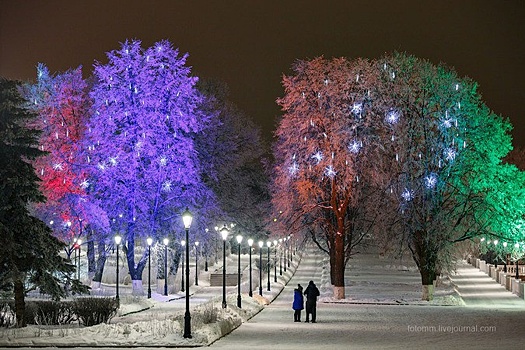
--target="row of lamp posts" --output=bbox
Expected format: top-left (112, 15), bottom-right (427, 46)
top-left (111, 209), bottom-right (294, 339)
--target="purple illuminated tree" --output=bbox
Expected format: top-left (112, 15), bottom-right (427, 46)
top-left (87, 40), bottom-right (215, 294)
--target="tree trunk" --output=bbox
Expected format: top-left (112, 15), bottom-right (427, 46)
top-left (14, 278), bottom-right (26, 328)
top-left (87, 239), bottom-right (96, 281)
top-left (92, 241), bottom-right (107, 283)
top-left (124, 231), bottom-right (147, 295)
top-left (331, 210), bottom-right (347, 299)
top-left (411, 230), bottom-right (437, 301)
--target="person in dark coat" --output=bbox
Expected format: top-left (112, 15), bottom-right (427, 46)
top-left (303, 280), bottom-right (320, 323)
top-left (292, 284), bottom-right (304, 322)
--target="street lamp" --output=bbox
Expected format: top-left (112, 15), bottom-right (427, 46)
top-left (182, 207), bottom-right (193, 339)
top-left (284, 237), bottom-right (287, 273)
top-left (76, 238), bottom-right (82, 280)
top-left (147, 237), bottom-right (153, 298)
top-left (266, 241), bottom-right (271, 291)
top-left (273, 240), bottom-right (278, 283)
top-left (258, 240), bottom-right (263, 296)
top-left (163, 237), bottom-right (169, 296)
top-left (194, 241), bottom-right (199, 286)
top-left (236, 234), bottom-right (243, 308)
top-left (220, 225), bottom-right (229, 308)
top-left (279, 238), bottom-right (283, 276)
top-left (515, 243), bottom-right (520, 280)
top-left (204, 229), bottom-right (209, 272)
top-left (181, 240), bottom-right (186, 292)
top-left (247, 238), bottom-right (254, 297)
top-left (114, 234), bottom-right (122, 302)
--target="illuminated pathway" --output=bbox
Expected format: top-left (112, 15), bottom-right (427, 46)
top-left (208, 244), bottom-right (525, 350)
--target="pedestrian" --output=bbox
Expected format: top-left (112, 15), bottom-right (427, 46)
top-left (304, 280), bottom-right (320, 323)
top-left (292, 284), bottom-right (304, 322)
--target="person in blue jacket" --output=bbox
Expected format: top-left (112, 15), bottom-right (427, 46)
top-left (292, 284), bottom-right (304, 322)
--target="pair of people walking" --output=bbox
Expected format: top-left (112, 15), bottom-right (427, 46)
top-left (292, 280), bottom-right (320, 323)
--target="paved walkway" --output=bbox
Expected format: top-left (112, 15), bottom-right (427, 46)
top-left (449, 262), bottom-right (525, 307)
top-left (208, 244), bottom-right (525, 350)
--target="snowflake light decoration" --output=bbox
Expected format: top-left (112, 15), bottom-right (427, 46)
top-left (52, 163), bottom-right (63, 171)
top-left (288, 162), bottom-right (299, 176)
top-left (444, 147), bottom-right (456, 161)
top-left (159, 156), bottom-right (167, 166)
top-left (312, 151), bottom-right (323, 164)
top-left (109, 156), bottom-right (118, 166)
top-left (325, 165), bottom-right (337, 178)
top-left (351, 102), bottom-right (363, 117)
top-left (424, 173), bottom-right (438, 189)
top-left (80, 179), bottom-right (90, 189)
top-left (348, 139), bottom-right (362, 154)
top-left (401, 188), bottom-right (414, 201)
top-left (162, 180), bottom-right (172, 192)
top-left (385, 109), bottom-right (400, 124)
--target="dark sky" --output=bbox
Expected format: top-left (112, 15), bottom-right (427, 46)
top-left (1, 1), bottom-right (524, 146)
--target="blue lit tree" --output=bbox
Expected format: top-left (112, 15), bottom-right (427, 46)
top-left (87, 40), bottom-right (215, 294)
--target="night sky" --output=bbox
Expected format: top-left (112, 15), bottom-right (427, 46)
top-left (1, 1), bottom-right (524, 146)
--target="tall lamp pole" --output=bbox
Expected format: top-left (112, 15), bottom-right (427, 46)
top-left (284, 237), bottom-right (287, 272)
top-left (147, 237), bottom-right (153, 298)
top-left (273, 240), bottom-right (278, 282)
top-left (194, 241), bottom-right (199, 286)
top-left (181, 240), bottom-right (186, 292)
top-left (266, 241), bottom-right (271, 291)
top-left (114, 235), bottom-right (122, 302)
top-left (182, 208), bottom-right (193, 339)
top-left (279, 238), bottom-right (283, 276)
top-left (247, 238), bottom-right (254, 297)
top-left (236, 234), bottom-right (243, 308)
top-left (515, 243), bottom-right (520, 280)
top-left (76, 238), bottom-right (82, 281)
top-left (220, 225), bottom-right (230, 308)
top-left (163, 238), bottom-right (169, 296)
top-left (258, 241), bottom-right (263, 296)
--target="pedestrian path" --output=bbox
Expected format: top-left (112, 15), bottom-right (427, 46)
top-left (449, 261), bottom-right (525, 308)
top-left (208, 243), bottom-right (525, 349)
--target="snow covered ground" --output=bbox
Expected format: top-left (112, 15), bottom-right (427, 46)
top-left (2, 243), bottom-right (525, 349)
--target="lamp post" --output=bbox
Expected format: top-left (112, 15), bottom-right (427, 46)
top-left (147, 237), bottom-right (153, 298)
top-left (279, 238), bottom-right (283, 276)
top-left (76, 238), bottom-right (82, 281)
top-left (258, 241), bottom-right (263, 296)
top-left (114, 235), bottom-right (122, 302)
top-left (266, 241), bottom-right (271, 291)
top-left (236, 234), bottom-right (243, 308)
top-left (287, 236), bottom-right (291, 267)
top-left (163, 237), bottom-right (169, 296)
top-left (220, 225), bottom-right (229, 308)
top-left (283, 237), bottom-right (287, 273)
top-left (515, 243), bottom-right (520, 280)
top-left (247, 238), bottom-right (254, 297)
top-left (503, 242), bottom-right (508, 273)
top-left (194, 241), bottom-right (199, 286)
top-left (181, 240), bottom-right (186, 292)
top-left (182, 208), bottom-right (193, 339)
top-left (273, 240), bottom-right (278, 283)
top-left (204, 229), bottom-right (209, 272)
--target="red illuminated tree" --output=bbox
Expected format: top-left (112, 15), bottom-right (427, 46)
top-left (273, 57), bottom-right (389, 299)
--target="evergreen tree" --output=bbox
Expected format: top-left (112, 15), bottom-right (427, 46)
top-left (0, 78), bottom-right (87, 327)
